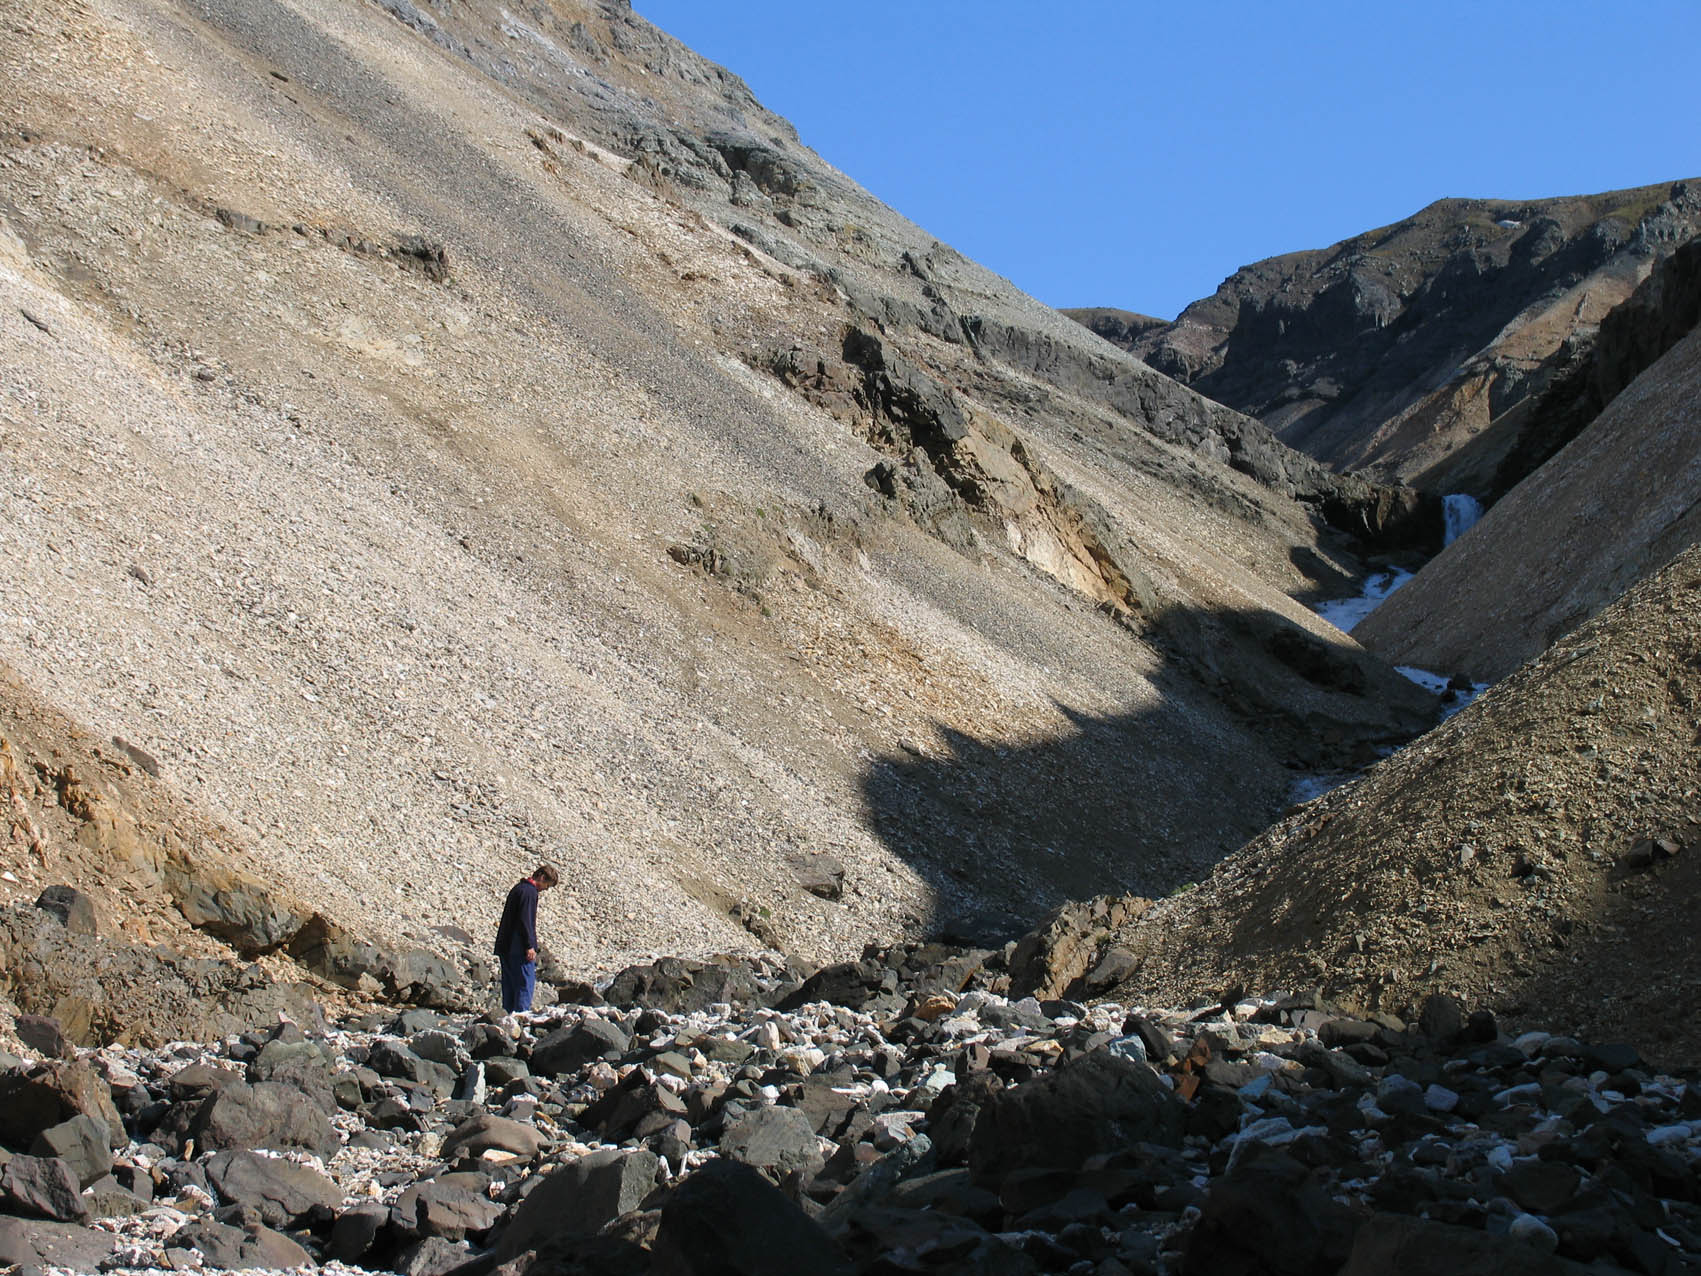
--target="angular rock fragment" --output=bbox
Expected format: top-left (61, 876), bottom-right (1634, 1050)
top-left (653, 1159), bottom-right (852, 1276)
top-left (204, 1148), bottom-right (340, 1228)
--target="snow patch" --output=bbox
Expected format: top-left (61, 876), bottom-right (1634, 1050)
top-left (1314, 567), bottom-right (1412, 634)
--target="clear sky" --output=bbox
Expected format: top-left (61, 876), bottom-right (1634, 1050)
top-left (631, 2), bottom-right (1701, 320)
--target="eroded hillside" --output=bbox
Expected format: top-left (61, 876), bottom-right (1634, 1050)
top-left (1355, 322), bottom-right (1701, 681)
top-left (1073, 182), bottom-right (1701, 489)
top-left (0, 0), bottom-right (1438, 976)
top-left (1101, 544), bottom-right (1701, 1066)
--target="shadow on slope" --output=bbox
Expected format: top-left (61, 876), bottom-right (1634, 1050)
top-left (1098, 545), bottom-right (1701, 1065)
top-left (858, 601), bottom-right (1441, 944)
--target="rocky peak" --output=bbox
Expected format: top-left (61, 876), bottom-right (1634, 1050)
top-left (1075, 181), bottom-right (1701, 488)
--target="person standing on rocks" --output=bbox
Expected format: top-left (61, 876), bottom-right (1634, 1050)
top-left (494, 864), bottom-right (558, 1014)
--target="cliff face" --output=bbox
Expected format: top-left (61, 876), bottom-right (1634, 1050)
top-left (1082, 183), bottom-right (1701, 489)
top-left (0, 0), bottom-right (1434, 973)
top-left (1352, 322), bottom-right (1701, 682)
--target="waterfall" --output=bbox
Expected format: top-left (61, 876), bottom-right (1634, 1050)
top-left (1443, 493), bottom-right (1484, 546)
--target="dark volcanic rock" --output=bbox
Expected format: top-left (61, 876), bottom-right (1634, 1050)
top-left (604, 956), bottom-right (770, 1014)
top-left (393, 1235), bottom-right (475, 1276)
top-left (35, 885), bottom-right (99, 935)
top-left (719, 1105), bottom-right (826, 1183)
top-left (495, 1148), bottom-right (659, 1259)
top-left (652, 1159), bottom-right (852, 1276)
top-left (205, 1148), bottom-right (341, 1227)
top-left (13, 1014), bottom-right (75, 1060)
top-left (773, 960), bottom-right (898, 1014)
top-left (529, 1018), bottom-right (631, 1076)
top-left (969, 1048), bottom-right (1184, 1183)
top-left (0, 1061), bottom-right (125, 1150)
top-left (1339, 1213), bottom-right (1602, 1275)
top-left (188, 1080), bottom-right (340, 1155)
top-left (441, 1111), bottom-right (545, 1161)
top-left (172, 1216), bottom-right (313, 1270)
top-left (1182, 1149), bottom-right (1360, 1276)
top-left (28, 1114), bottom-right (113, 1188)
top-left (0, 1218), bottom-right (116, 1272)
top-left (0, 1154), bottom-right (88, 1222)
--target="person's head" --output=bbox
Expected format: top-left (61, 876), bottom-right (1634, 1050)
top-left (530, 864), bottom-right (560, 891)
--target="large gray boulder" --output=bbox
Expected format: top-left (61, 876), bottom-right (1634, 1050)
top-left (528, 1018), bottom-right (630, 1076)
top-left (440, 1112), bottom-right (545, 1161)
top-left (495, 1148), bottom-right (658, 1259)
top-left (968, 1047), bottom-right (1185, 1184)
top-left (0, 1061), bottom-right (125, 1150)
top-left (0, 1218), bottom-right (117, 1272)
top-left (0, 1155), bottom-right (88, 1222)
top-left (172, 1216), bottom-right (313, 1270)
top-left (205, 1149), bottom-right (341, 1228)
top-left (652, 1159), bottom-right (851, 1276)
top-left (188, 1080), bottom-right (340, 1156)
top-left (29, 1114), bottom-right (113, 1188)
top-left (719, 1105), bottom-right (826, 1183)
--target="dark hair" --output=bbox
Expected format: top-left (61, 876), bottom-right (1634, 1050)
top-left (532, 864), bottom-right (560, 887)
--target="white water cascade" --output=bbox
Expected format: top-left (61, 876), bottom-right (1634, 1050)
top-left (1443, 493), bottom-right (1484, 546)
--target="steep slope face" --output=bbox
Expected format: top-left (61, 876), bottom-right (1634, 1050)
top-left (0, 0), bottom-right (1433, 975)
top-left (1080, 183), bottom-right (1701, 487)
top-left (1354, 324), bottom-right (1701, 681)
top-left (1441, 233), bottom-right (1701, 500)
top-left (1107, 545), bottom-right (1701, 1066)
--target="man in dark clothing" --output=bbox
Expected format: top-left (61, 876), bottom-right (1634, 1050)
top-left (494, 864), bottom-right (559, 1014)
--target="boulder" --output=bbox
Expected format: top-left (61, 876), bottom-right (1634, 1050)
top-left (287, 913), bottom-right (387, 993)
top-left (172, 1216), bottom-right (313, 1270)
top-left (796, 853), bottom-right (846, 901)
top-left (652, 1159), bottom-right (852, 1276)
top-left (1339, 1213), bottom-right (1602, 1275)
top-left (409, 1179), bottom-right (505, 1241)
top-left (188, 1080), bottom-right (340, 1155)
top-left (529, 1018), bottom-right (631, 1076)
top-left (162, 859), bottom-right (304, 955)
top-left (0, 1061), bottom-right (125, 1150)
top-left (367, 1040), bottom-right (457, 1096)
top-left (385, 947), bottom-right (464, 1007)
top-left (440, 1112), bottom-right (545, 1161)
top-left (496, 1148), bottom-right (659, 1258)
top-left (0, 1154), bottom-right (88, 1222)
top-left (246, 1044), bottom-right (337, 1114)
top-left (13, 1014), bottom-right (74, 1060)
top-left (394, 1235), bottom-right (475, 1276)
top-left (605, 957), bottom-right (764, 1015)
top-left (777, 960), bottom-right (902, 1015)
top-left (205, 1148), bottom-right (340, 1227)
top-left (34, 886), bottom-right (99, 935)
top-left (968, 1048), bottom-right (1184, 1183)
top-left (0, 1218), bottom-right (117, 1272)
top-left (330, 1201), bottom-right (388, 1263)
top-left (409, 1029), bottom-right (471, 1071)
top-left (28, 1114), bottom-right (113, 1188)
top-left (166, 1062), bottom-right (241, 1102)
top-left (719, 1104), bottom-right (826, 1183)
top-left (1182, 1149), bottom-right (1361, 1275)
top-left (81, 1174), bottom-right (149, 1220)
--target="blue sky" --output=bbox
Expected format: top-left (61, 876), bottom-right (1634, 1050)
top-left (632, 3), bottom-right (1701, 320)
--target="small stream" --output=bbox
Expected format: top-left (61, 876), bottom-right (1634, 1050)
top-left (1287, 494), bottom-right (1490, 805)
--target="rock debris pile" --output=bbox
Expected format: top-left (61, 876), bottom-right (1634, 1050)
top-left (1, 943), bottom-right (1698, 1276)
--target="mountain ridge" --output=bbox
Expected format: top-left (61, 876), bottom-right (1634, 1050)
top-left (1069, 180), bottom-right (1701, 491)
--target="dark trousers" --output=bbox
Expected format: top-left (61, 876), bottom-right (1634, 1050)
top-left (498, 952), bottom-right (536, 1013)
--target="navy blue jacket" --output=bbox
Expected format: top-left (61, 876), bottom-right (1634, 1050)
top-left (494, 878), bottom-right (539, 959)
